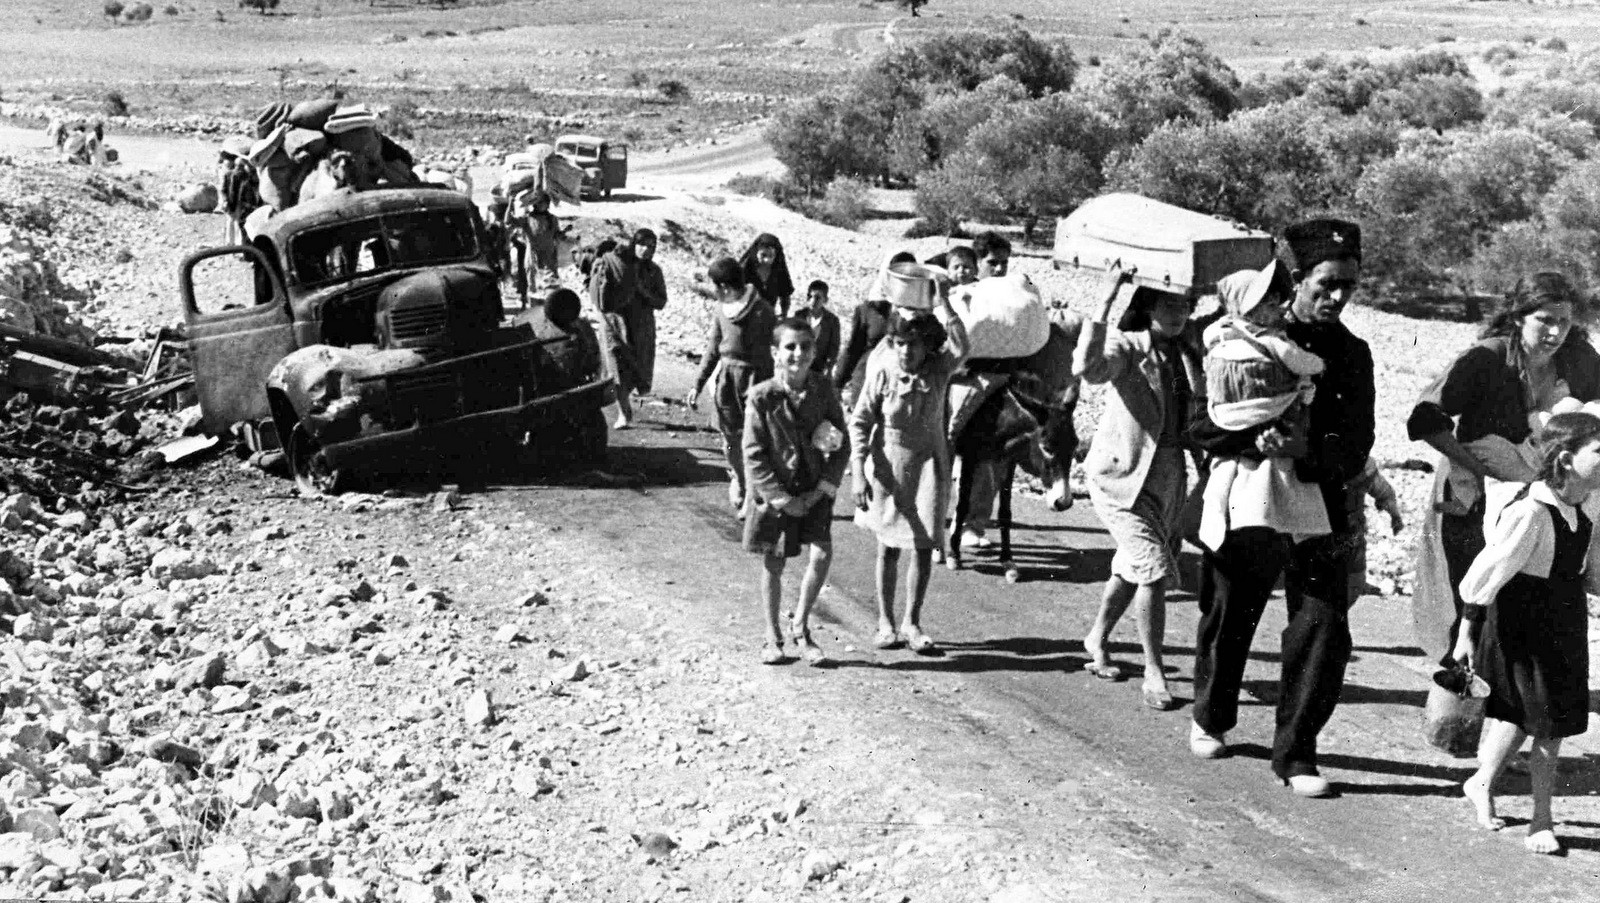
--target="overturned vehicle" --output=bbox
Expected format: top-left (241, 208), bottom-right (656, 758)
top-left (181, 187), bottom-right (612, 493)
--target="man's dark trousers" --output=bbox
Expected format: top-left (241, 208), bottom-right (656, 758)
top-left (1193, 525), bottom-right (1354, 779)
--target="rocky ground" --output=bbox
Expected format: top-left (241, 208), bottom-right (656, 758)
top-left (0, 124), bottom-right (1563, 903)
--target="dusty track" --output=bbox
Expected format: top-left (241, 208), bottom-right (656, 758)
top-left (6, 116), bottom-right (1600, 900)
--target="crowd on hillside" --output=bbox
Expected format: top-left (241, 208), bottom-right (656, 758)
top-left (570, 210), bottom-right (1600, 858)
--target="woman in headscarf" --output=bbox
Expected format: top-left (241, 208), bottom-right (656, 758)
top-left (629, 228), bottom-right (668, 395)
top-left (1409, 272), bottom-right (1600, 663)
top-left (740, 232), bottom-right (795, 319)
top-left (588, 237), bottom-right (644, 429)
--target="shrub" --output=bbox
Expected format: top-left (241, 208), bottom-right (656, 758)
top-left (102, 90), bottom-right (130, 116)
top-left (914, 153), bottom-right (1004, 233)
top-left (123, 2), bottom-right (152, 20)
top-left (802, 177), bottom-right (872, 229)
top-left (103, 0), bottom-right (124, 20)
top-left (1463, 221), bottom-right (1589, 298)
top-left (163, 3), bottom-right (178, 12)
top-left (1482, 43), bottom-right (1520, 65)
top-left (1106, 102), bottom-right (1337, 233)
top-left (725, 173), bottom-right (791, 202)
top-left (885, 76), bottom-right (1027, 178)
top-left (877, 25), bottom-right (1077, 98)
top-left (1354, 127), bottom-right (1574, 290)
top-left (961, 93), bottom-right (1117, 221)
top-left (1365, 72), bottom-right (1484, 132)
top-left (1080, 29), bottom-right (1241, 143)
top-left (657, 79), bottom-right (690, 102)
top-left (768, 91), bottom-right (893, 191)
top-left (626, 70), bottom-right (649, 90)
top-left (385, 99), bottom-right (419, 139)
top-left (1542, 37), bottom-right (1569, 53)
top-left (1243, 49), bottom-right (1473, 116)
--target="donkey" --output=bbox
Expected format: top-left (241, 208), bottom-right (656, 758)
top-left (946, 315), bottom-right (1085, 582)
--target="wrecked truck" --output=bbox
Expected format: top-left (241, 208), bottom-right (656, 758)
top-left (180, 187), bottom-right (612, 493)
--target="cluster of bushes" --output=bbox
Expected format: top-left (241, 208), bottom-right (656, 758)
top-left (103, 0), bottom-right (155, 21)
top-left (768, 26), bottom-right (1600, 299)
top-left (726, 174), bottom-right (871, 230)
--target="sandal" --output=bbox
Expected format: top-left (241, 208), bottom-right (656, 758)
top-left (873, 627), bottom-right (903, 650)
top-left (789, 618), bottom-right (827, 665)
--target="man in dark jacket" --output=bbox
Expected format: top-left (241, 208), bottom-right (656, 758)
top-left (1186, 218), bottom-right (1375, 799)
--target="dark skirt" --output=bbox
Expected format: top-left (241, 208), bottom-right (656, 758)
top-left (1479, 571), bottom-right (1591, 739)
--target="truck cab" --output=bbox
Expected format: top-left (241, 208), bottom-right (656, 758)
top-left (554, 134), bottom-right (627, 199)
top-left (180, 187), bottom-right (611, 492)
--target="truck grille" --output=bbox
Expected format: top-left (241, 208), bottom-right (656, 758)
top-left (388, 370), bottom-right (459, 424)
top-left (385, 301), bottom-right (448, 349)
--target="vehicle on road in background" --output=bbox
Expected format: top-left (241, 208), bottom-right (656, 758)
top-left (554, 134), bottom-right (628, 199)
top-left (180, 187), bottom-right (611, 493)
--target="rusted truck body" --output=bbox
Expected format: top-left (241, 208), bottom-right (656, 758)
top-left (180, 187), bottom-right (611, 492)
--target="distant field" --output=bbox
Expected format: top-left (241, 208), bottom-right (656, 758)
top-left (1, 0), bottom-right (1597, 150)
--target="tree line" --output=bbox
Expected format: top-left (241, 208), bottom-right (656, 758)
top-left (768, 26), bottom-right (1600, 300)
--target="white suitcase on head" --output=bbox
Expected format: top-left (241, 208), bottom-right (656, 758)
top-left (1053, 193), bottom-right (1275, 294)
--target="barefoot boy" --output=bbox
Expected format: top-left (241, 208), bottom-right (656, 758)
top-left (742, 319), bottom-right (849, 665)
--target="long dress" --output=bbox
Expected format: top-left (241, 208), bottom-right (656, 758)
top-left (588, 248), bottom-right (644, 393)
top-left (849, 350), bottom-right (957, 550)
top-left (1467, 486), bottom-right (1592, 739)
top-left (630, 258), bottom-right (667, 394)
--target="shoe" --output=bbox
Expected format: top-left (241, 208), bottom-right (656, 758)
top-left (1284, 773), bottom-right (1333, 798)
top-left (873, 627), bottom-right (904, 650)
top-left (759, 642), bottom-right (787, 665)
top-left (1189, 721), bottom-right (1228, 759)
top-left (903, 625), bottom-right (937, 654)
top-left (959, 528), bottom-right (992, 550)
top-left (613, 415), bottom-right (633, 430)
top-left (728, 480), bottom-right (744, 512)
top-left (1141, 683), bottom-right (1175, 711)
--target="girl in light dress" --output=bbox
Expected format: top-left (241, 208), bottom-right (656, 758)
top-left (1454, 411), bottom-right (1600, 856)
top-left (849, 290), bottom-right (968, 653)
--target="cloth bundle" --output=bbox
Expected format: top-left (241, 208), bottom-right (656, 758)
top-left (951, 274), bottom-right (1050, 360)
top-left (236, 98), bottom-right (422, 221)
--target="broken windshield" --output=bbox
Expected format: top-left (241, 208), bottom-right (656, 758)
top-left (289, 209), bottom-right (479, 287)
top-left (557, 143), bottom-right (600, 162)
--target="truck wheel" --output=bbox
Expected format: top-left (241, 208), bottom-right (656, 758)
top-left (603, 187), bottom-right (613, 199)
top-left (287, 424), bottom-right (347, 495)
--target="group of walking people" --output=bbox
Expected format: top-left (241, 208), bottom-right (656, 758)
top-left (605, 216), bottom-right (1595, 854)
top-left (684, 231), bottom-right (1020, 664)
top-left (1071, 216), bottom-right (1599, 853)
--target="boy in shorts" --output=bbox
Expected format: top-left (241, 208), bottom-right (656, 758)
top-left (742, 319), bottom-right (849, 665)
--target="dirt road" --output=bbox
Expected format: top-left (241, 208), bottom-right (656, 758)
top-left (6, 116), bottom-right (1600, 900)
top-left (517, 361), bottom-right (1600, 902)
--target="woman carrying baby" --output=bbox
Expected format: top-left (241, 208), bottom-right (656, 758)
top-left (1408, 272), bottom-right (1600, 660)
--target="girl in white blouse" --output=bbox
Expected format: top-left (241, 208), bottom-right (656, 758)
top-left (1453, 411), bottom-right (1600, 855)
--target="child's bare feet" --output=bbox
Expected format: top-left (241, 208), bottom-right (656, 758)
top-left (1463, 775), bottom-right (1505, 831)
top-left (901, 623), bottom-right (936, 653)
top-left (1083, 633), bottom-right (1112, 670)
top-left (1525, 828), bottom-right (1563, 855)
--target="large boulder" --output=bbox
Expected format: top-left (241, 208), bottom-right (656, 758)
top-left (175, 183), bottom-right (220, 214)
